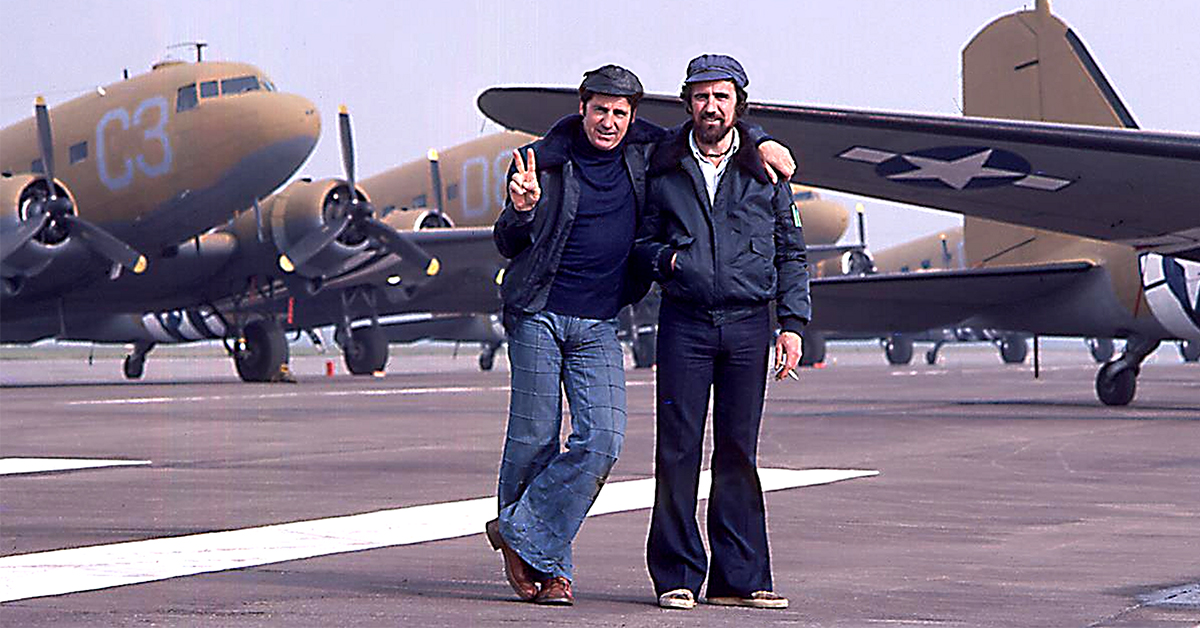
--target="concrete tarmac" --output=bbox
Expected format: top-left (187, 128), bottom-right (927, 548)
top-left (1, 342), bottom-right (1197, 627)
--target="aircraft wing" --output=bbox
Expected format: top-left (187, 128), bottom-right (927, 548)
top-left (478, 88), bottom-right (1200, 261)
top-left (808, 261), bottom-right (1096, 333)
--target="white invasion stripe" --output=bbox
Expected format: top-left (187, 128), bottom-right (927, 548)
top-left (62, 380), bottom-right (654, 407)
top-left (140, 313), bottom-right (175, 344)
top-left (0, 458), bottom-right (152, 476)
top-left (0, 467), bottom-right (876, 602)
top-left (838, 146), bottom-right (896, 164)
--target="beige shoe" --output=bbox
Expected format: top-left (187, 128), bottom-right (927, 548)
top-left (707, 590), bottom-right (789, 609)
top-left (657, 588), bottom-right (696, 609)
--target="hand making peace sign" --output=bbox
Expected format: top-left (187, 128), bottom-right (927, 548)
top-left (508, 148), bottom-right (541, 212)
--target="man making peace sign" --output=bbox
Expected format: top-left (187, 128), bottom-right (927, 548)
top-left (487, 64), bottom-right (795, 606)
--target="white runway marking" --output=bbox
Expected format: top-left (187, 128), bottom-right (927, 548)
top-left (62, 386), bottom-right (510, 406)
top-left (0, 467), bottom-right (876, 602)
top-left (62, 380), bottom-right (653, 407)
top-left (0, 458), bottom-right (152, 476)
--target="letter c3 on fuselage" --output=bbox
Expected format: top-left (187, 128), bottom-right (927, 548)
top-left (96, 96), bottom-right (173, 190)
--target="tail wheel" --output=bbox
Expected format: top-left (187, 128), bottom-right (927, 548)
top-left (1095, 362), bottom-right (1137, 406)
top-left (999, 336), bottom-right (1028, 364)
top-left (235, 319), bottom-right (289, 382)
top-left (345, 325), bottom-right (388, 375)
top-left (884, 335), bottom-right (913, 365)
top-left (632, 331), bottom-right (656, 369)
top-left (123, 355), bottom-right (145, 379)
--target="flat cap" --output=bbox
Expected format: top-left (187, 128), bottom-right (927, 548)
top-left (579, 64), bottom-right (644, 97)
top-left (684, 54), bottom-right (748, 89)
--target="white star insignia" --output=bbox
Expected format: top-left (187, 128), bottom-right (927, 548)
top-left (886, 149), bottom-right (1022, 190)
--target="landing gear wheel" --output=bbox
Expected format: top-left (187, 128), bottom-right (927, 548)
top-left (1087, 338), bottom-right (1115, 363)
top-left (632, 331), bottom-right (656, 369)
top-left (235, 319), bottom-right (289, 382)
top-left (1180, 340), bottom-right (1200, 363)
top-left (479, 341), bottom-right (501, 371)
top-left (345, 325), bottom-right (388, 375)
top-left (799, 333), bottom-right (825, 366)
top-left (999, 336), bottom-right (1028, 364)
top-left (884, 335), bottom-right (913, 365)
top-left (1095, 361), bottom-right (1137, 406)
top-left (123, 354), bottom-right (145, 379)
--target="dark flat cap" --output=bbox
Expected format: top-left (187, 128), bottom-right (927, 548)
top-left (684, 54), bottom-right (748, 89)
top-left (580, 64), bottom-right (644, 97)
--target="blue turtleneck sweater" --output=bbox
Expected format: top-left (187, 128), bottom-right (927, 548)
top-left (544, 128), bottom-right (635, 320)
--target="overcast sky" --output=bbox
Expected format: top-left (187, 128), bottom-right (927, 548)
top-left (3, 0), bottom-right (1197, 249)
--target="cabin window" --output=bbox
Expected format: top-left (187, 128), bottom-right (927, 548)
top-left (411, 194), bottom-right (427, 208)
top-left (792, 190), bottom-right (814, 201)
top-left (221, 75), bottom-right (260, 95)
top-left (921, 259), bottom-right (932, 269)
top-left (200, 80), bottom-right (219, 99)
top-left (900, 265), bottom-right (910, 273)
top-left (445, 183), bottom-right (458, 201)
top-left (69, 141), bottom-right (88, 164)
top-left (177, 84), bottom-right (198, 112)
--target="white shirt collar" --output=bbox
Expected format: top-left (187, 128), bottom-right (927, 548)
top-left (689, 126), bottom-right (740, 205)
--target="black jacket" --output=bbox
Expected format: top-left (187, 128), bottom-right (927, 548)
top-left (633, 122), bottom-right (811, 334)
top-left (493, 114), bottom-right (660, 315)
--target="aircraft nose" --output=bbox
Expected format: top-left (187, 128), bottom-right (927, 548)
top-left (273, 92), bottom-right (321, 152)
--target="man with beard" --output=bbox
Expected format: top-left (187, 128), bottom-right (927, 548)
top-left (488, 64), bottom-right (796, 606)
top-left (634, 54), bottom-right (811, 610)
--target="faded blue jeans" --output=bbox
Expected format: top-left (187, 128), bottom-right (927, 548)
top-left (496, 310), bottom-right (627, 581)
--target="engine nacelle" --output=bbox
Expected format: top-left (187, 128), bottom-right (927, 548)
top-left (1, 173), bottom-right (83, 284)
top-left (383, 207), bottom-right (455, 231)
top-left (266, 178), bottom-right (371, 278)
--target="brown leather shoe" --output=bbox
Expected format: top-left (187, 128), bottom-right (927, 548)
top-left (485, 519), bottom-right (538, 601)
top-left (534, 576), bottom-right (574, 606)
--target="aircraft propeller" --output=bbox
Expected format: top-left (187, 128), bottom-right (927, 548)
top-left (426, 149), bottom-right (448, 226)
top-left (279, 106), bottom-right (439, 277)
top-left (1, 98), bottom-right (147, 274)
top-left (842, 203), bottom-right (876, 275)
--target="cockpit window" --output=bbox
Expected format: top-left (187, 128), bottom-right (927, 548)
top-left (261, 77), bottom-right (276, 92)
top-left (221, 75), bottom-right (260, 95)
top-left (177, 84), bottom-right (198, 112)
top-left (792, 190), bottom-right (815, 202)
top-left (200, 80), bottom-right (219, 99)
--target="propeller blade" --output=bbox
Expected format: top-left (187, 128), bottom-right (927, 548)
top-left (338, 105), bottom-right (356, 198)
top-left (278, 212), bottom-right (351, 272)
top-left (61, 214), bottom-right (147, 274)
top-left (427, 149), bottom-right (445, 219)
top-left (855, 202), bottom-right (867, 246)
top-left (361, 218), bottom-right (440, 276)
top-left (253, 199), bottom-right (265, 243)
top-left (34, 97), bottom-right (56, 196)
top-left (0, 212), bottom-right (50, 263)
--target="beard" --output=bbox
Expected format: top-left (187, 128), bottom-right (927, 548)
top-left (695, 112), bottom-right (734, 145)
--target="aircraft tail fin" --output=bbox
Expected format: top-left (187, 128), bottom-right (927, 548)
top-left (962, 1), bottom-right (1136, 128)
top-left (961, 3), bottom-right (1135, 267)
